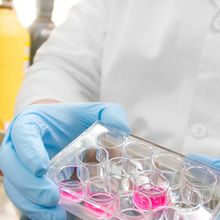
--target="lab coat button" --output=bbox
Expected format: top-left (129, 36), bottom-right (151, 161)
top-left (192, 124), bottom-right (207, 138)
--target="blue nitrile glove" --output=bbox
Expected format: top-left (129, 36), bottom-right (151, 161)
top-left (0, 103), bottom-right (130, 220)
top-left (187, 154), bottom-right (220, 171)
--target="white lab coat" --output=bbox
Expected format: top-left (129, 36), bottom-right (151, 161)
top-left (16, 0), bottom-right (220, 157)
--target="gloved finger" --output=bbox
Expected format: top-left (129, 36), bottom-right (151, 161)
top-left (63, 102), bottom-right (131, 135)
top-left (187, 153), bottom-right (220, 170)
top-left (9, 102), bottom-right (130, 177)
top-left (0, 140), bottom-right (59, 207)
top-left (4, 178), bottom-right (66, 220)
top-left (10, 113), bottom-right (50, 176)
top-left (99, 103), bottom-right (131, 133)
top-left (70, 102), bottom-right (131, 132)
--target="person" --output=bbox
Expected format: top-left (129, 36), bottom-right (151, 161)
top-left (1, 0), bottom-right (220, 219)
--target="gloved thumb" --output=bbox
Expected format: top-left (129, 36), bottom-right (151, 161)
top-left (187, 153), bottom-right (220, 170)
top-left (99, 103), bottom-right (131, 133)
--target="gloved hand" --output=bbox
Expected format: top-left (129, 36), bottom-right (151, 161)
top-left (187, 154), bottom-right (220, 171)
top-left (0, 102), bottom-right (130, 220)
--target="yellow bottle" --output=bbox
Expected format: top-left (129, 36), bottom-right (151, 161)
top-left (0, 0), bottom-right (30, 130)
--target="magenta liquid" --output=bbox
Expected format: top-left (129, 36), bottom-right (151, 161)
top-left (60, 180), bottom-right (84, 202)
top-left (84, 192), bottom-right (114, 216)
top-left (134, 186), bottom-right (168, 209)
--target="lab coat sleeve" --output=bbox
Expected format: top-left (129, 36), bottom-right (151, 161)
top-left (15, 0), bottom-right (112, 113)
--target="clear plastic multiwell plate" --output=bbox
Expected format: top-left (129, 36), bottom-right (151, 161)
top-left (48, 122), bottom-right (220, 220)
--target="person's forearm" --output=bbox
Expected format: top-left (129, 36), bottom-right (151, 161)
top-left (16, 0), bottom-right (108, 113)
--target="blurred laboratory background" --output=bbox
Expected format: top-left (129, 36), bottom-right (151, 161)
top-left (0, 0), bottom-right (79, 219)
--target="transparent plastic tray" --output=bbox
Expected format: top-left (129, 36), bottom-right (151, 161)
top-left (48, 122), bottom-right (220, 220)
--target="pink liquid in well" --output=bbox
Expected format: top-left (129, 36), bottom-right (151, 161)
top-left (60, 180), bottom-right (84, 202)
top-left (133, 191), bottom-right (151, 211)
top-left (84, 192), bottom-right (114, 216)
top-left (134, 186), bottom-right (168, 209)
